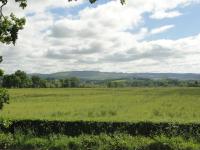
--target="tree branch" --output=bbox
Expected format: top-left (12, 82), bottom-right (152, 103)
top-left (0, 0), bottom-right (7, 19)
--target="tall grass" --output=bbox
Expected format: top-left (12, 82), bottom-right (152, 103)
top-left (0, 88), bottom-right (200, 122)
top-left (0, 133), bottom-right (200, 150)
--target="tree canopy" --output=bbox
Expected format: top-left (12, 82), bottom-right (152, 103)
top-left (0, 0), bottom-right (26, 45)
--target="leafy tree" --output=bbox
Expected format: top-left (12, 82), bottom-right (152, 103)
top-left (0, 0), bottom-right (27, 45)
top-left (31, 76), bottom-right (41, 88)
top-left (63, 78), bottom-right (70, 88)
top-left (2, 70), bottom-right (31, 88)
top-left (14, 70), bottom-right (31, 87)
top-left (3, 74), bottom-right (20, 88)
top-left (0, 56), bottom-right (9, 109)
top-left (0, 0), bottom-right (27, 109)
top-left (0, 88), bottom-right (9, 109)
top-left (70, 77), bottom-right (80, 88)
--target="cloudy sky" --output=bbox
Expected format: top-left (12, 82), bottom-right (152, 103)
top-left (1, 0), bottom-right (200, 74)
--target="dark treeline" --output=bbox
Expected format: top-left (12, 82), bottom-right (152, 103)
top-left (0, 70), bottom-right (200, 88)
top-left (0, 70), bottom-right (80, 88)
top-left (106, 78), bottom-right (200, 88)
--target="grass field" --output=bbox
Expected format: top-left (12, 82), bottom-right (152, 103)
top-left (0, 88), bottom-right (200, 123)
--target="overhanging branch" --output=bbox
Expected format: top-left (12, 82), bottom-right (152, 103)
top-left (0, 0), bottom-right (7, 19)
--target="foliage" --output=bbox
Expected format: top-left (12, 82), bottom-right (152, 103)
top-left (0, 69), bottom-right (3, 77)
top-left (2, 70), bottom-right (31, 88)
top-left (1, 70), bottom-right (200, 88)
top-left (0, 88), bottom-right (9, 109)
top-left (0, 0), bottom-right (26, 45)
top-left (1, 71), bottom-right (81, 88)
top-left (106, 78), bottom-right (200, 88)
top-left (1, 120), bottom-right (200, 138)
top-left (0, 133), bottom-right (199, 150)
top-left (0, 57), bottom-right (9, 110)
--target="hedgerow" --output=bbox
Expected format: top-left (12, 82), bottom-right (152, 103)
top-left (1, 120), bottom-right (200, 138)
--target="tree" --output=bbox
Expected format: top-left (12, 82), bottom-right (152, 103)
top-left (2, 70), bottom-right (31, 88)
top-left (3, 74), bottom-right (21, 88)
top-left (14, 70), bottom-right (31, 87)
top-left (0, 56), bottom-right (9, 109)
top-left (63, 78), bottom-right (70, 88)
top-left (31, 76), bottom-right (41, 88)
top-left (70, 77), bottom-right (80, 88)
top-left (0, 0), bottom-right (26, 109)
top-left (0, 88), bottom-right (9, 109)
top-left (0, 0), bottom-right (26, 45)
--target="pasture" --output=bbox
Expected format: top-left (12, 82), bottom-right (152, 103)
top-left (1, 88), bottom-right (200, 123)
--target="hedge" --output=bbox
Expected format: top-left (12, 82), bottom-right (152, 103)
top-left (1, 120), bottom-right (200, 138)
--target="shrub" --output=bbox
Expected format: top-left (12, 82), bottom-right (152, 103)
top-left (0, 89), bottom-right (9, 110)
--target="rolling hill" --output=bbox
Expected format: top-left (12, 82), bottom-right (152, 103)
top-left (31, 71), bottom-right (200, 81)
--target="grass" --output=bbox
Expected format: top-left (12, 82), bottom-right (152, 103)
top-left (1, 133), bottom-right (200, 150)
top-left (0, 88), bottom-right (200, 122)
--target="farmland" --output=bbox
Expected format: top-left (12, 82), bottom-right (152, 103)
top-left (1, 88), bottom-right (200, 149)
top-left (1, 88), bottom-right (200, 122)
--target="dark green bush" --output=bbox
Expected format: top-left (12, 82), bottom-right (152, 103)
top-left (0, 133), bottom-right (199, 150)
top-left (0, 89), bottom-right (9, 110)
top-left (1, 120), bottom-right (200, 138)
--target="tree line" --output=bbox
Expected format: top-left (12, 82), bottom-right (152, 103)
top-left (0, 70), bottom-right (80, 88)
top-left (1, 70), bottom-right (200, 88)
top-left (106, 78), bottom-right (200, 88)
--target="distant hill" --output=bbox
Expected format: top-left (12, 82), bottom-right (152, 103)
top-left (31, 71), bottom-right (200, 81)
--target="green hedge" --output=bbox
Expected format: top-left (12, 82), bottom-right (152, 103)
top-left (1, 133), bottom-right (199, 150)
top-left (1, 120), bottom-right (200, 137)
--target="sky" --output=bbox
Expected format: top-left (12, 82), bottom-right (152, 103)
top-left (1, 0), bottom-right (200, 74)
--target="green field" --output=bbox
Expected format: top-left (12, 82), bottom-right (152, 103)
top-left (1, 88), bottom-right (200, 122)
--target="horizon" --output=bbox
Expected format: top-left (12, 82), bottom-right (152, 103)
top-left (1, 0), bottom-right (200, 73)
top-left (5, 70), bottom-right (200, 75)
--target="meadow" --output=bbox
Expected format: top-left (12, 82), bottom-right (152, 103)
top-left (0, 88), bottom-right (200, 123)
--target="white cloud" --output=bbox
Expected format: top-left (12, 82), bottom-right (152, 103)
top-left (150, 25), bottom-right (175, 34)
top-left (150, 11), bottom-right (182, 19)
top-left (1, 0), bottom-right (200, 73)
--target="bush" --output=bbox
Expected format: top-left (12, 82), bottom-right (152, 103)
top-left (1, 120), bottom-right (200, 138)
top-left (0, 133), bottom-right (200, 150)
top-left (0, 89), bottom-right (9, 110)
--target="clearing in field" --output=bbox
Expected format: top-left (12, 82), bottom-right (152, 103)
top-left (1, 88), bottom-right (200, 123)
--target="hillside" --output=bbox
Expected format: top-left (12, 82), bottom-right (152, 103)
top-left (32, 71), bottom-right (200, 81)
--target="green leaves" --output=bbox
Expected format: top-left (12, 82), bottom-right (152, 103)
top-left (0, 89), bottom-right (9, 110)
top-left (15, 0), bottom-right (27, 9)
top-left (0, 0), bottom-right (27, 45)
top-left (0, 69), bottom-right (4, 76)
top-left (0, 13), bottom-right (26, 45)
